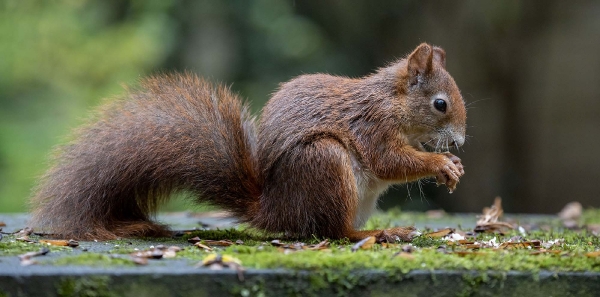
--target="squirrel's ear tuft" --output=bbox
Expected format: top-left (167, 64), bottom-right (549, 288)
top-left (433, 46), bottom-right (446, 69)
top-left (407, 43), bottom-right (434, 85)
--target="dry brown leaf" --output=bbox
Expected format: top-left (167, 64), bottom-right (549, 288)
top-left (425, 228), bottom-right (454, 238)
top-left (272, 239), bottom-right (330, 253)
top-left (475, 197), bottom-right (514, 233)
top-left (477, 197), bottom-right (503, 225)
top-left (14, 227), bottom-right (34, 237)
top-left (202, 240), bottom-right (234, 246)
top-left (187, 237), bottom-right (202, 244)
top-left (497, 241), bottom-right (541, 250)
top-left (585, 251), bottom-right (600, 258)
top-left (393, 251), bottom-right (415, 259)
top-left (558, 202), bottom-right (582, 221)
top-left (20, 259), bottom-right (39, 266)
top-left (309, 239), bottom-right (330, 250)
top-left (39, 239), bottom-right (79, 247)
top-left (131, 249), bottom-right (162, 259)
top-left (18, 247), bottom-right (50, 264)
top-left (463, 244), bottom-right (482, 250)
top-left (167, 246), bottom-right (182, 252)
top-left (131, 245), bottom-right (182, 260)
top-left (198, 254), bottom-right (245, 281)
top-left (16, 235), bottom-right (35, 243)
top-left (270, 239), bottom-right (284, 247)
top-left (131, 257), bottom-right (149, 265)
top-left (351, 236), bottom-right (376, 252)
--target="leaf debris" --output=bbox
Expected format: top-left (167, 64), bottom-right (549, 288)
top-left (198, 253), bottom-right (245, 281)
top-left (475, 197), bottom-right (514, 233)
top-left (351, 236), bottom-right (376, 252)
top-left (18, 247), bottom-right (50, 266)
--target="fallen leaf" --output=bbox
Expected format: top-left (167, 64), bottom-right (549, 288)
top-left (131, 257), bottom-right (149, 265)
top-left (477, 197), bottom-right (504, 225)
top-left (167, 246), bottom-right (182, 252)
top-left (187, 237), bottom-right (202, 244)
top-left (351, 236), bottom-right (376, 252)
top-left (16, 236), bottom-right (35, 243)
top-left (198, 254), bottom-right (244, 281)
top-left (425, 228), bottom-right (454, 238)
top-left (463, 244), bottom-right (482, 250)
top-left (130, 245), bottom-right (182, 260)
top-left (39, 239), bottom-right (79, 247)
top-left (20, 259), bottom-right (39, 266)
top-left (202, 240), bottom-right (234, 246)
top-left (270, 239), bottom-right (284, 247)
top-left (18, 247), bottom-right (50, 265)
top-left (558, 202), bottom-right (582, 221)
top-left (14, 227), bottom-right (34, 237)
top-left (497, 241), bottom-right (541, 250)
top-left (309, 239), bottom-right (330, 250)
top-left (475, 197), bottom-right (514, 233)
top-left (585, 251), bottom-right (600, 258)
top-left (393, 251), bottom-right (415, 259)
top-left (195, 242), bottom-right (213, 251)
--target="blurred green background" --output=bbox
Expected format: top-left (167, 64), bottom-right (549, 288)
top-left (2, 0), bottom-right (600, 214)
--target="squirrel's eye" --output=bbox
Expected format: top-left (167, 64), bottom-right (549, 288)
top-left (433, 99), bottom-right (447, 113)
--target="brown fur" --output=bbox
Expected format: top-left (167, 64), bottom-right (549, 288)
top-left (30, 43), bottom-right (466, 241)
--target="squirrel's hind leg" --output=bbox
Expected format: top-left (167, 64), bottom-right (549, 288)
top-left (253, 138), bottom-right (359, 239)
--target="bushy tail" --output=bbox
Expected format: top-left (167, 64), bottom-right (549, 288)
top-left (30, 73), bottom-right (261, 240)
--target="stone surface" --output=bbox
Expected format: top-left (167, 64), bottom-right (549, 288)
top-left (1, 212), bottom-right (599, 297)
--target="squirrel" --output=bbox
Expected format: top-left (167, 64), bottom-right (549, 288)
top-left (30, 43), bottom-right (466, 242)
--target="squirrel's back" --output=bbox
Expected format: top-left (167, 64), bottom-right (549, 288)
top-left (30, 73), bottom-right (261, 240)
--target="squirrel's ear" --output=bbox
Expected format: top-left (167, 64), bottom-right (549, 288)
top-left (407, 43), bottom-right (434, 85)
top-left (433, 46), bottom-right (446, 69)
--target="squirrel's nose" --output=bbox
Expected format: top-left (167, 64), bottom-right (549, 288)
top-left (450, 135), bottom-right (465, 147)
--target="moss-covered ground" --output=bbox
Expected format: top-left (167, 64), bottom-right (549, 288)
top-left (1, 209), bottom-right (598, 274)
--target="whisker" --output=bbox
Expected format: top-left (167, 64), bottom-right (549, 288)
top-left (465, 97), bottom-right (491, 108)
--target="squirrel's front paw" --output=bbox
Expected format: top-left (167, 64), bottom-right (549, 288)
top-left (376, 226), bottom-right (418, 243)
top-left (435, 153), bottom-right (464, 193)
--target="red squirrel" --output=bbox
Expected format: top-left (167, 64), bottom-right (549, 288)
top-left (30, 43), bottom-right (466, 242)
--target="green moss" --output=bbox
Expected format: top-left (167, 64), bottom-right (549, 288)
top-left (582, 208), bottom-right (600, 224)
top-left (230, 279), bottom-right (266, 297)
top-left (52, 253), bottom-right (137, 267)
top-left (0, 234), bottom-right (71, 256)
top-left (30, 210), bottom-right (600, 274)
top-left (183, 227), bottom-right (273, 243)
top-left (169, 210), bottom-right (600, 273)
top-left (57, 276), bottom-right (115, 297)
